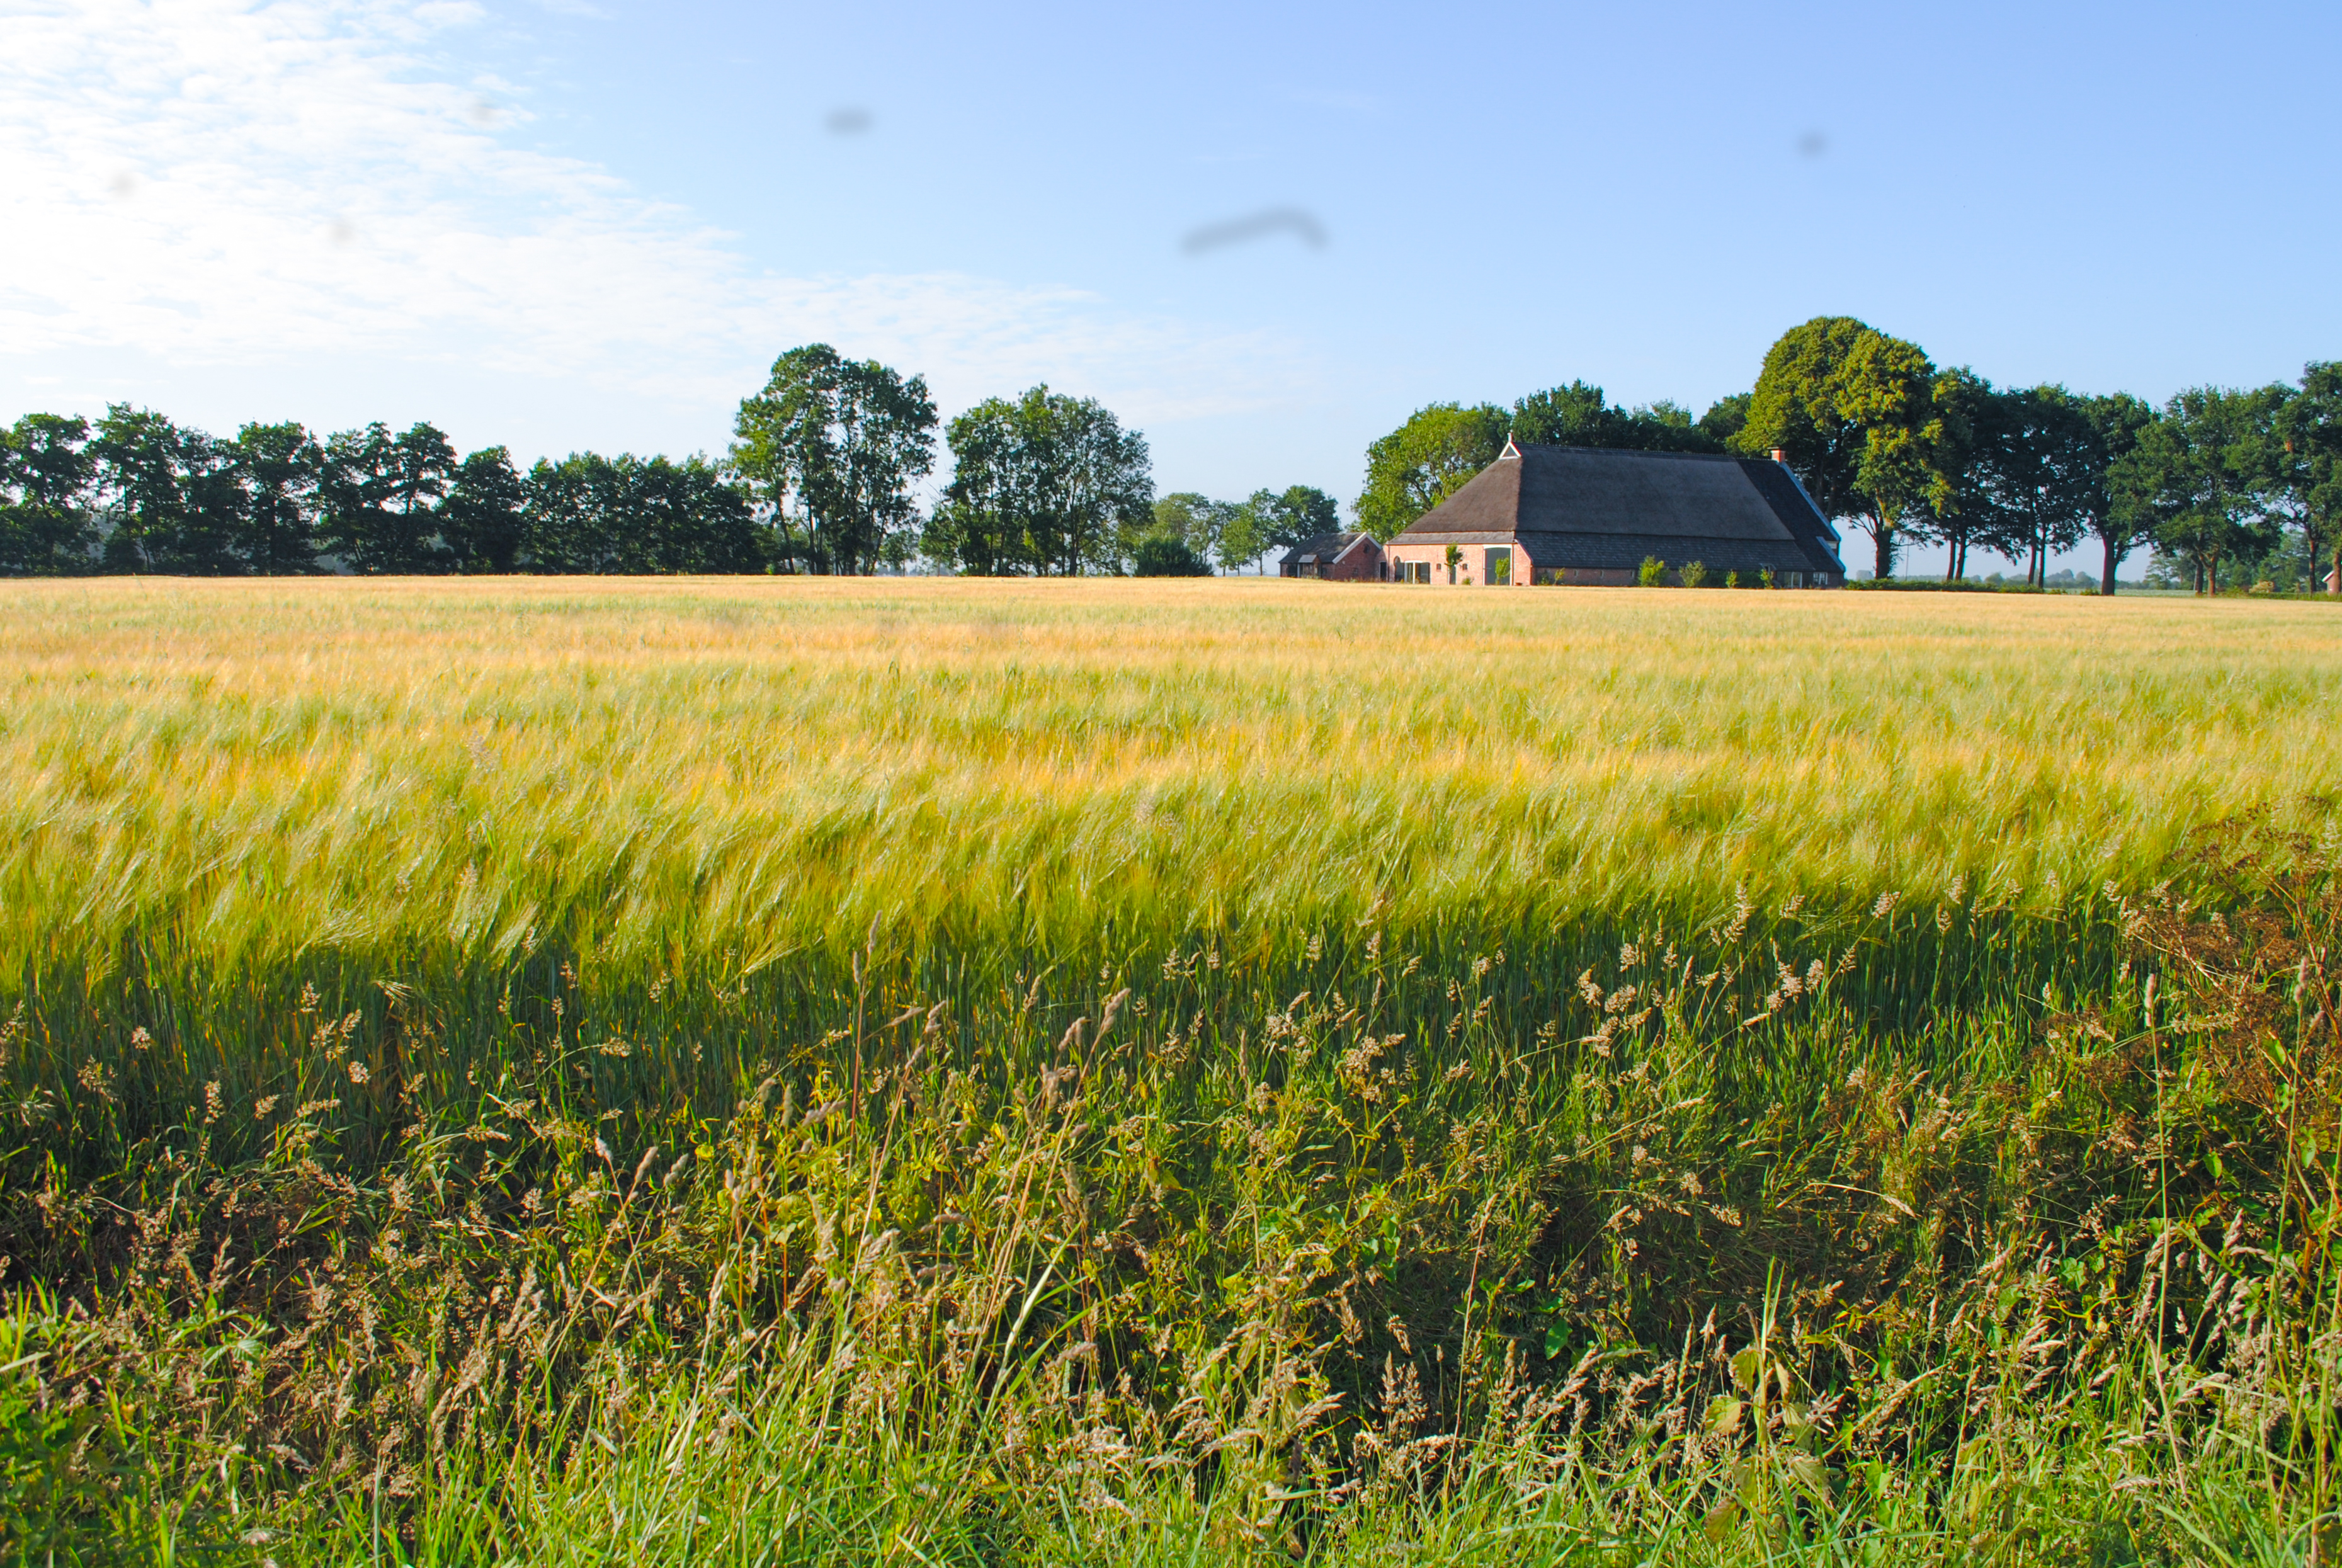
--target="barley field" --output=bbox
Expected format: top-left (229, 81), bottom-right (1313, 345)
top-left (2, 577), bottom-right (2339, 1564)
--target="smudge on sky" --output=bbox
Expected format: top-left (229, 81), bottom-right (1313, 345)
top-left (1796, 130), bottom-right (1827, 158)
top-left (1181, 206), bottom-right (1326, 256)
top-left (825, 107), bottom-right (872, 135)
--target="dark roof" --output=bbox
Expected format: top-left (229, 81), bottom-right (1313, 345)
top-left (1391, 445), bottom-right (1846, 576)
top-left (1280, 531), bottom-right (1377, 567)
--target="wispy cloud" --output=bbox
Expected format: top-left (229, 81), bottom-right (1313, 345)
top-left (0, 0), bottom-right (1311, 421)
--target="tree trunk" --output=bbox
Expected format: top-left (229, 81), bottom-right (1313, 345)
top-left (2328, 547), bottom-right (2340, 596)
top-left (2101, 534), bottom-right (2118, 596)
top-left (1873, 522), bottom-right (1894, 581)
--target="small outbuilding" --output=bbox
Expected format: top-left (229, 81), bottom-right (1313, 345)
top-left (1382, 441), bottom-right (1847, 587)
top-left (1280, 531), bottom-right (1386, 581)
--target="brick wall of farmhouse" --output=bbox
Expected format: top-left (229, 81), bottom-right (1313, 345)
top-left (1380, 541), bottom-right (1560, 585)
top-left (1381, 541), bottom-right (1666, 586)
top-left (1324, 540), bottom-right (1383, 581)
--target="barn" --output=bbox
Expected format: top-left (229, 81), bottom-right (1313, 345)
top-left (1382, 441), bottom-right (1848, 587)
top-left (1278, 531), bottom-right (1385, 581)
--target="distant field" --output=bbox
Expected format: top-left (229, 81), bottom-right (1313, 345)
top-left (3, 577), bottom-right (2339, 1564)
top-left (2, 577), bottom-right (2334, 975)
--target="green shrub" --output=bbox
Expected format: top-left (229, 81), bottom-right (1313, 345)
top-left (1639, 555), bottom-right (1666, 586)
top-left (1131, 534), bottom-right (1214, 576)
top-left (1681, 559), bottom-right (1709, 589)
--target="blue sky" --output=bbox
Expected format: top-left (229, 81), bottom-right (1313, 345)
top-left (6, 0), bottom-right (2338, 575)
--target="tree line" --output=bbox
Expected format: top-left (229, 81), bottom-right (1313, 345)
top-left (0, 343), bottom-right (1336, 579)
top-left (1358, 321), bottom-right (2342, 594)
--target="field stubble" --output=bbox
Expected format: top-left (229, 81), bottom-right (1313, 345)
top-left (1, 577), bottom-right (2339, 1564)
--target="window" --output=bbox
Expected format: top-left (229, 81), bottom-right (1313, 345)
top-left (1485, 547), bottom-right (1512, 586)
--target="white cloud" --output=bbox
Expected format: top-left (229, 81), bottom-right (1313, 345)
top-left (0, 0), bottom-right (1310, 423)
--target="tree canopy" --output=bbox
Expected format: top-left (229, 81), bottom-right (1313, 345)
top-left (924, 386), bottom-right (1154, 576)
top-left (731, 344), bottom-right (938, 575)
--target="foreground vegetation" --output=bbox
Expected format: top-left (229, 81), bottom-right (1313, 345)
top-left (2, 579), bottom-right (2339, 1563)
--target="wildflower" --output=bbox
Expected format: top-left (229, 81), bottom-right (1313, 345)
top-left (203, 1081), bottom-right (224, 1124)
top-left (130, 1026), bottom-right (152, 1050)
top-left (254, 1096), bottom-right (279, 1118)
top-left (348, 1060), bottom-right (370, 1084)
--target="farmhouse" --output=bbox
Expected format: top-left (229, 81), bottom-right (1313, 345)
top-left (1278, 531), bottom-right (1385, 581)
top-left (1382, 442), bottom-right (1848, 587)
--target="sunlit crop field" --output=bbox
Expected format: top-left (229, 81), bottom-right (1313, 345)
top-left (5, 577), bottom-right (2341, 1564)
top-left (3, 576), bottom-right (2335, 977)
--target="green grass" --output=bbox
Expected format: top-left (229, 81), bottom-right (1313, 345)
top-left (1, 577), bottom-right (2339, 1564)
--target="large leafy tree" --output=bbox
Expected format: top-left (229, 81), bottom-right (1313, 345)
top-left (1509, 382), bottom-right (1724, 453)
top-left (1354, 402), bottom-right (1508, 540)
top-left (927, 387), bottom-right (1152, 576)
top-left (2077, 394), bottom-right (2157, 594)
top-left (1739, 317), bottom-right (1948, 579)
top-left (225, 422), bottom-right (322, 574)
top-left (0, 414), bottom-right (98, 575)
top-left (440, 446), bottom-right (527, 574)
top-left (2112, 386), bottom-right (2287, 594)
top-left (320, 422), bottom-right (457, 574)
top-left (1972, 385), bottom-right (2096, 587)
top-left (732, 344), bottom-right (938, 575)
top-left (1698, 392), bottom-right (1753, 450)
top-left (2277, 363), bottom-right (2342, 595)
top-left (1147, 492), bottom-right (1231, 571)
top-left (1254, 486), bottom-right (1339, 551)
top-left (1921, 368), bottom-right (1995, 582)
top-left (1835, 329), bottom-right (1943, 579)
top-left (1735, 317), bottom-right (1873, 528)
top-left (91, 405), bottom-right (191, 572)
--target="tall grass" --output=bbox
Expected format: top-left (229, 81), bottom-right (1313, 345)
top-left (1, 577), bottom-right (2338, 1562)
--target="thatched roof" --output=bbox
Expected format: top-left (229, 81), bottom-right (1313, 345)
top-left (1280, 531), bottom-right (1377, 568)
top-left (1390, 444), bottom-right (1846, 577)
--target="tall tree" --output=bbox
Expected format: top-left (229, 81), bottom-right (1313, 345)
top-left (0, 413), bottom-right (98, 575)
top-left (1147, 493), bottom-right (1233, 572)
top-left (1739, 318), bottom-right (1951, 579)
top-left (732, 344), bottom-right (938, 575)
top-left (1698, 392), bottom-right (1752, 450)
top-left (1835, 329), bottom-right (1943, 580)
top-left (441, 446), bottom-right (526, 574)
top-left (321, 422), bottom-right (455, 573)
top-left (225, 421), bottom-right (322, 574)
top-left (90, 404), bottom-right (190, 572)
top-left (1921, 368), bottom-right (1994, 583)
top-left (927, 387), bottom-right (1151, 576)
top-left (2277, 363), bottom-right (2342, 595)
top-left (1354, 402), bottom-right (1508, 540)
top-left (2076, 393), bottom-right (2157, 594)
top-left (1735, 317), bottom-right (1873, 532)
top-left (2112, 387), bottom-right (2285, 594)
top-left (1973, 385), bottom-right (2095, 587)
top-left (1256, 486), bottom-right (1340, 550)
top-left (1216, 498), bottom-right (1268, 573)
top-left (1509, 382), bottom-right (1725, 453)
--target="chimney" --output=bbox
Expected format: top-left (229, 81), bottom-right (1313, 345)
top-left (1770, 448), bottom-right (1787, 464)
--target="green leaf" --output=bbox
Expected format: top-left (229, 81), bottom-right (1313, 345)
top-left (1704, 1395), bottom-right (1744, 1437)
